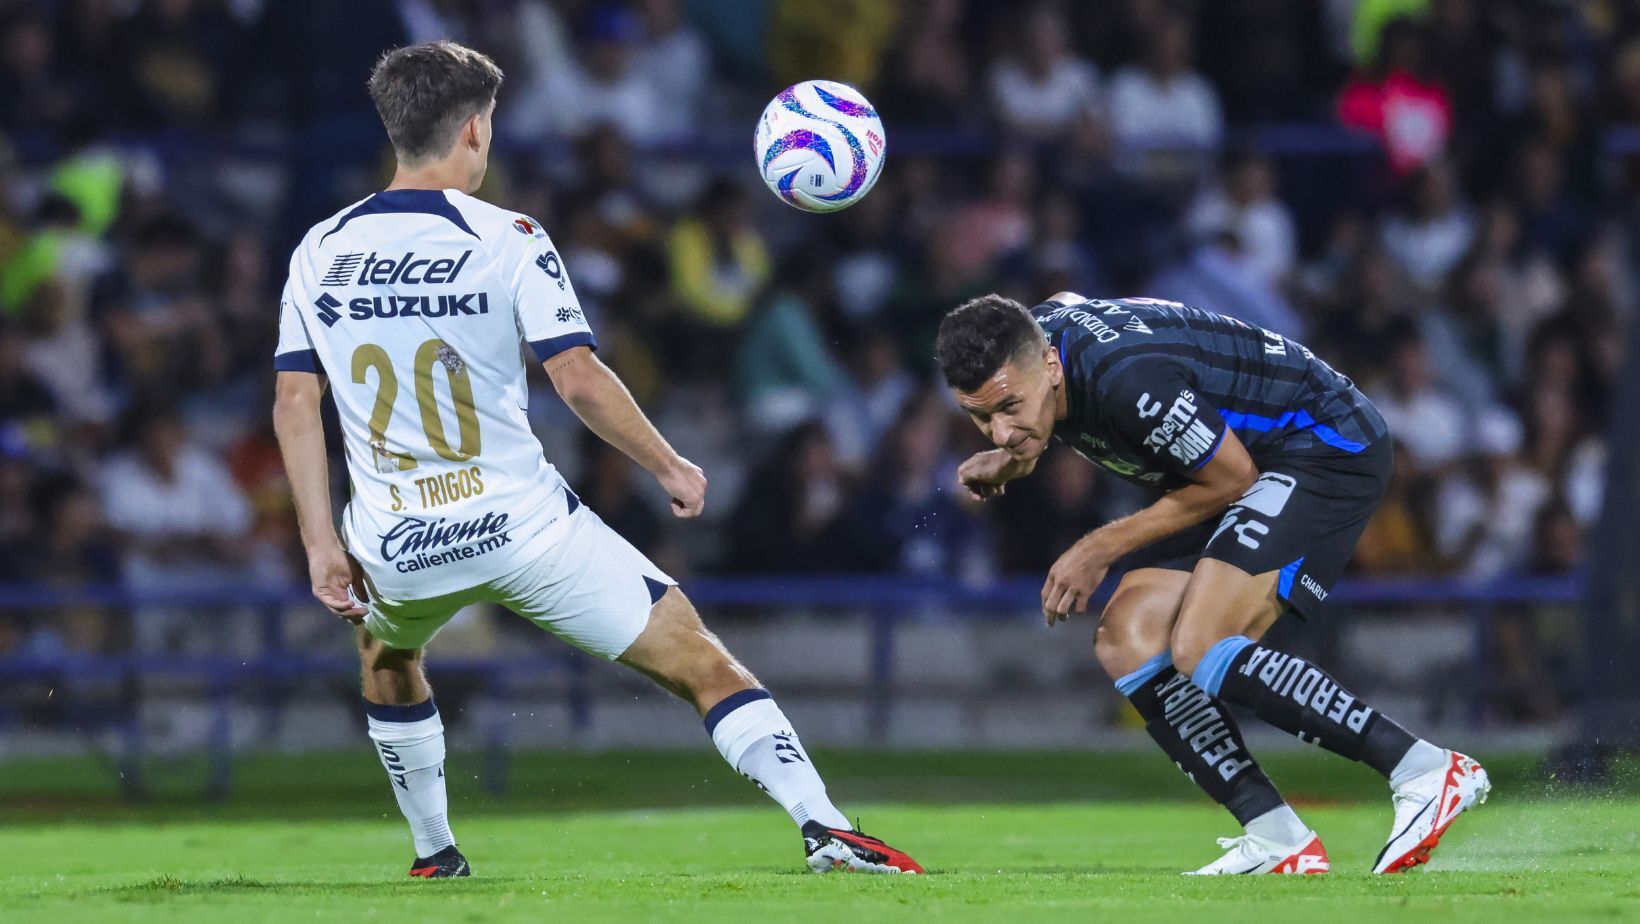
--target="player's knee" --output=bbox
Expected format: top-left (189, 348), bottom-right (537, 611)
top-left (1094, 598), bottom-right (1172, 681)
top-left (1094, 621), bottom-right (1153, 680)
top-left (1168, 624), bottom-right (1221, 679)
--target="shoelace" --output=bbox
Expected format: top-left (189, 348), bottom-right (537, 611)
top-left (1214, 835), bottom-right (1250, 853)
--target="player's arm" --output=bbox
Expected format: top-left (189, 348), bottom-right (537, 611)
top-left (272, 370), bottom-right (366, 620)
top-left (1041, 363), bottom-right (1254, 623)
top-left (544, 346), bottom-right (706, 518)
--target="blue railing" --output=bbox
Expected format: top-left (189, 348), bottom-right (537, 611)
top-left (0, 575), bottom-right (1582, 798)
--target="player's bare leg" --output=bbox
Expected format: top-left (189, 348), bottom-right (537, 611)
top-left (617, 587), bottom-right (923, 874)
top-left (357, 628), bottom-right (467, 878)
top-left (1171, 560), bottom-right (1489, 873)
top-left (1099, 569), bottom-right (1327, 874)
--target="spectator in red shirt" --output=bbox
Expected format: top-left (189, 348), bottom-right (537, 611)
top-left (1338, 17), bottom-right (1453, 175)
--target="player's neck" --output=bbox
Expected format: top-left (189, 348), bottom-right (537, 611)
top-left (1053, 379), bottom-right (1068, 421)
top-left (385, 162), bottom-right (470, 195)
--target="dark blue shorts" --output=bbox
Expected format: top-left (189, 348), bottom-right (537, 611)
top-left (1113, 440), bottom-right (1393, 619)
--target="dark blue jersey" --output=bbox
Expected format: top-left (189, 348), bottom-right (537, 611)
top-left (1037, 295), bottom-right (1388, 491)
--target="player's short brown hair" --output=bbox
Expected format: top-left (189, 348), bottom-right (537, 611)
top-left (935, 294), bottom-right (1047, 392)
top-left (367, 41), bottom-right (503, 163)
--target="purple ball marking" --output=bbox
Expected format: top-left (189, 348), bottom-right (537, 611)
top-left (814, 84), bottom-right (878, 119)
top-left (775, 84), bottom-right (875, 202)
top-left (776, 167), bottom-right (802, 203)
top-left (761, 129), bottom-right (834, 172)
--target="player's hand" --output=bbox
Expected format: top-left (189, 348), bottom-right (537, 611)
top-left (957, 449), bottom-right (1016, 501)
top-left (1041, 534), bottom-right (1112, 626)
top-left (658, 457), bottom-right (707, 519)
top-left (308, 543), bottom-right (368, 623)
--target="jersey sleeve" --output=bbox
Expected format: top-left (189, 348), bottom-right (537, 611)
top-left (510, 227), bottom-right (595, 363)
top-left (1099, 358), bottom-right (1228, 477)
top-left (273, 279), bottom-right (321, 373)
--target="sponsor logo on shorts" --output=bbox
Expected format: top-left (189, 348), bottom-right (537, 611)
top-left (379, 510), bottom-right (511, 574)
top-left (1301, 574), bottom-right (1328, 601)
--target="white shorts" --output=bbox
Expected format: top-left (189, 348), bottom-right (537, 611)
top-left (362, 500), bottom-right (674, 659)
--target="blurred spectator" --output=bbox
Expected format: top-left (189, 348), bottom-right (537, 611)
top-left (666, 179), bottom-right (771, 330)
top-left (726, 421), bottom-right (871, 573)
top-left (1, 193), bottom-right (109, 316)
top-left (0, 11), bottom-right (80, 139)
top-left (635, 0), bottom-right (713, 140)
top-left (1186, 148), bottom-right (1297, 287)
top-left (1150, 232), bottom-right (1307, 339)
top-left (876, 0), bottom-right (973, 126)
top-left (1108, 14), bottom-right (1223, 155)
top-left (849, 390), bottom-right (992, 580)
top-left (1354, 442), bottom-right (1438, 574)
top-left (1505, 57), bottom-right (1601, 207)
top-left (824, 326), bottom-right (916, 467)
top-left (1421, 250), bottom-right (1504, 413)
top-left (987, 5), bottom-right (1103, 140)
top-left (0, 321), bottom-right (57, 429)
top-left (1510, 137), bottom-right (1591, 265)
top-left (767, 0), bottom-right (899, 89)
top-left (508, 3), bottom-right (672, 142)
top-left (1338, 16), bottom-right (1453, 175)
top-left (98, 405), bottom-right (254, 589)
top-left (943, 152), bottom-right (1035, 276)
top-left (733, 259), bottom-right (845, 433)
top-left (578, 429), bottom-right (666, 561)
top-left (1368, 323), bottom-right (1469, 473)
top-left (1379, 160), bottom-right (1474, 289)
top-left (1528, 497), bottom-right (1583, 575)
top-left (119, 0), bottom-right (244, 129)
top-left (18, 279), bottom-right (115, 426)
top-left (0, 456), bottom-right (36, 581)
top-left (1434, 407), bottom-right (1548, 577)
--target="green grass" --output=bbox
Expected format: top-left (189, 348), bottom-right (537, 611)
top-left (3, 750), bottom-right (1639, 922)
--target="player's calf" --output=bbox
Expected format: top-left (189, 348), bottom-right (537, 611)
top-left (618, 588), bottom-right (921, 873)
top-left (1100, 571), bottom-right (1313, 866)
top-left (356, 629), bottom-right (460, 876)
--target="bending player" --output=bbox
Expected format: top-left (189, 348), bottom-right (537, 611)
top-left (935, 293), bottom-right (1488, 875)
top-left (272, 41), bottom-right (919, 878)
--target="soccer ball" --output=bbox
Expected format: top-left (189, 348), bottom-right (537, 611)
top-left (754, 80), bottom-right (886, 213)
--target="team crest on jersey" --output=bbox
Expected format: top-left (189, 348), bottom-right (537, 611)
top-left (513, 216), bottom-right (545, 238)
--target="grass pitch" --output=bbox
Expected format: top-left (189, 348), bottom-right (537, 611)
top-left (3, 750), bottom-right (1638, 922)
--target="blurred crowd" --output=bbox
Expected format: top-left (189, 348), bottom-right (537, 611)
top-left (0, 0), bottom-right (1633, 662)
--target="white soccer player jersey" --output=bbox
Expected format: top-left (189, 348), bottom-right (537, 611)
top-left (275, 188), bottom-right (594, 600)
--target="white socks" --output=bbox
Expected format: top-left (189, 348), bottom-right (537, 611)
top-left (705, 689), bottom-right (850, 830)
top-left (1245, 803), bottom-right (1310, 845)
top-left (1389, 739), bottom-right (1448, 789)
top-left (365, 699), bottom-right (456, 858)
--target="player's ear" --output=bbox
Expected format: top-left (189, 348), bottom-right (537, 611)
top-left (1045, 345), bottom-right (1063, 387)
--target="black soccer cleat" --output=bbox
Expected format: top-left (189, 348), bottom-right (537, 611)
top-left (802, 821), bottom-right (924, 874)
top-left (408, 845), bottom-right (470, 878)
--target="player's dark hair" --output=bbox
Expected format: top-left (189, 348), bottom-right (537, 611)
top-left (367, 41), bottom-right (504, 163)
top-left (934, 294), bottom-right (1047, 392)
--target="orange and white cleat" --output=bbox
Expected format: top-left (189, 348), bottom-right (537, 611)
top-left (802, 822), bottom-right (924, 874)
top-left (1374, 750), bottom-right (1491, 874)
top-left (1185, 831), bottom-right (1331, 875)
